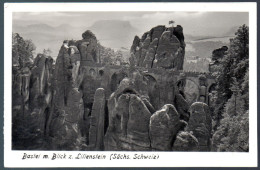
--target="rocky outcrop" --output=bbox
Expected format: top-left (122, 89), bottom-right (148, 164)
top-left (130, 25), bottom-right (185, 70)
top-left (149, 104), bottom-right (183, 151)
top-left (153, 31), bottom-right (181, 69)
top-left (53, 44), bottom-right (73, 107)
top-left (104, 78), bottom-right (152, 151)
top-left (12, 66), bottom-right (31, 116)
top-left (12, 54), bottom-right (54, 149)
top-left (172, 131), bottom-right (199, 151)
top-left (130, 36), bottom-right (140, 55)
top-left (174, 93), bottom-right (190, 122)
top-left (142, 38), bottom-right (158, 68)
top-left (49, 88), bottom-right (84, 150)
top-left (48, 43), bottom-right (84, 149)
top-left (104, 75), bottom-right (200, 151)
top-left (77, 30), bottom-right (98, 63)
top-left (29, 54), bottom-right (54, 133)
top-left (12, 27), bottom-right (214, 152)
top-left (12, 53), bottom-right (54, 130)
top-left (186, 102), bottom-right (212, 151)
top-left (88, 88), bottom-right (106, 150)
top-left (150, 25), bottom-right (166, 41)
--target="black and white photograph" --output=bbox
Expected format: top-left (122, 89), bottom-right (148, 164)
top-left (4, 2), bottom-right (257, 168)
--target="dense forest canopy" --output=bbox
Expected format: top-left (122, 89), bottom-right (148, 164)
top-left (211, 24), bottom-right (249, 152)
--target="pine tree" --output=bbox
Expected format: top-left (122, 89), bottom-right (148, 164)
top-left (12, 33), bottom-right (36, 68)
top-left (212, 25), bottom-right (249, 130)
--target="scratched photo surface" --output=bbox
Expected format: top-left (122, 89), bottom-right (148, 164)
top-left (12, 11), bottom-right (249, 152)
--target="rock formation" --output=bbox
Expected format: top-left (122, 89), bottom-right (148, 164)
top-left (48, 88), bottom-right (84, 149)
top-left (149, 104), bottom-right (183, 151)
top-left (186, 102), bottom-right (212, 151)
top-left (12, 53), bottom-right (54, 149)
top-left (88, 88), bottom-right (106, 150)
top-left (48, 41), bottom-right (84, 149)
top-left (172, 131), bottom-right (199, 151)
top-left (77, 30), bottom-right (98, 63)
top-left (29, 54), bottom-right (54, 133)
top-left (130, 25), bottom-right (185, 70)
top-left (12, 27), bottom-right (214, 151)
top-left (104, 78), bottom-right (152, 151)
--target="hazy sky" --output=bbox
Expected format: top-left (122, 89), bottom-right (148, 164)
top-left (13, 11), bottom-right (248, 37)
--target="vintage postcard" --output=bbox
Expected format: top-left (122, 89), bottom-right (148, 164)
top-left (4, 2), bottom-right (257, 168)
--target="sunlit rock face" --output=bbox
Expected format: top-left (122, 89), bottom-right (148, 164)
top-left (130, 25), bottom-right (185, 70)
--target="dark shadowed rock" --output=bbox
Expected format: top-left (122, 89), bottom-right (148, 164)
top-left (12, 66), bottom-right (31, 117)
top-left (105, 94), bottom-right (130, 151)
top-left (49, 88), bottom-right (84, 150)
top-left (105, 81), bottom-right (152, 150)
top-left (30, 54), bottom-right (53, 108)
top-left (142, 38), bottom-right (159, 68)
top-left (186, 102), bottom-right (212, 151)
top-left (77, 30), bottom-right (98, 63)
top-left (53, 44), bottom-right (73, 107)
top-left (149, 104), bottom-right (182, 151)
top-left (139, 34), bottom-right (151, 66)
top-left (172, 131), bottom-right (199, 151)
top-left (153, 31), bottom-right (181, 69)
top-left (29, 54), bottom-right (54, 133)
top-left (47, 42), bottom-right (85, 149)
top-left (150, 25), bottom-right (166, 41)
top-left (174, 93), bottom-right (190, 122)
top-left (130, 36), bottom-right (140, 54)
top-left (141, 31), bottom-right (150, 42)
top-left (171, 25), bottom-right (185, 48)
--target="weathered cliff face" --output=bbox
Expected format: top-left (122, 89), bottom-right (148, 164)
top-left (104, 78), bottom-right (152, 151)
top-left (130, 25), bottom-right (185, 70)
top-left (149, 104), bottom-right (184, 151)
top-left (103, 76), bottom-right (204, 151)
top-left (77, 30), bottom-right (98, 63)
top-left (12, 28), bottom-right (213, 151)
top-left (47, 42), bottom-right (85, 150)
top-left (186, 102), bottom-right (212, 151)
top-left (105, 93), bottom-right (152, 151)
top-left (29, 54), bottom-right (54, 133)
top-left (12, 54), bottom-right (54, 149)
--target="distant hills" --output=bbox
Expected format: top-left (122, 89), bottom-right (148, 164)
top-left (13, 20), bottom-right (139, 58)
